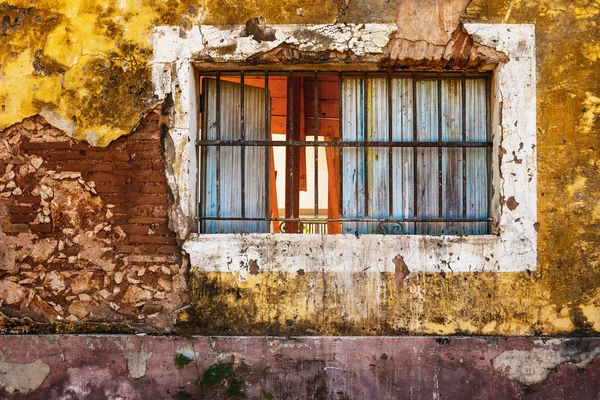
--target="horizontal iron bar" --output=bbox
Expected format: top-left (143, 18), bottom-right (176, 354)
top-left (195, 216), bottom-right (492, 223)
top-left (198, 71), bottom-right (492, 80)
top-left (196, 140), bottom-right (492, 148)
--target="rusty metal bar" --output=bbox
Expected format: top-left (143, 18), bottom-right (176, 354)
top-left (264, 71), bottom-right (270, 225)
top-left (240, 71), bottom-right (246, 219)
top-left (363, 72), bottom-right (369, 220)
top-left (195, 216), bottom-right (492, 223)
top-left (216, 72), bottom-right (221, 219)
top-left (461, 74), bottom-right (467, 224)
top-left (195, 71), bottom-right (201, 229)
top-left (387, 73), bottom-right (393, 222)
top-left (196, 140), bottom-right (492, 148)
top-left (314, 71), bottom-right (319, 218)
top-left (486, 76), bottom-right (492, 234)
top-left (412, 72), bottom-right (418, 232)
top-left (288, 71), bottom-right (295, 221)
top-left (338, 72), bottom-right (344, 224)
top-left (437, 75), bottom-right (443, 220)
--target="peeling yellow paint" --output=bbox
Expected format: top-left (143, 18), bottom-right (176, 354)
top-left (580, 303), bottom-right (600, 331)
top-left (580, 92), bottom-right (600, 134)
top-left (0, 0), bottom-right (343, 145)
top-left (565, 175), bottom-right (587, 197)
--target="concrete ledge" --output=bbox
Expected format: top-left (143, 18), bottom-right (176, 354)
top-left (0, 336), bottom-right (597, 399)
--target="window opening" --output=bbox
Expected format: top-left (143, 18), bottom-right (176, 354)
top-left (196, 71), bottom-right (491, 235)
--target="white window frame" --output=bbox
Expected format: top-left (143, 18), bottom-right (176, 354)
top-left (151, 23), bottom-right (536, 274)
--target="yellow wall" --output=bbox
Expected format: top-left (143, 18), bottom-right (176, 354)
top-left (1, 0), bottom-right (599, 335)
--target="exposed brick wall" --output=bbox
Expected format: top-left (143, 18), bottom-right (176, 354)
top-left (0, 111), bottom-right (187, 332)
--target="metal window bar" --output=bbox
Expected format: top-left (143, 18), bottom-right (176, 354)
top-left (197, 71), bottom-right (492, 234)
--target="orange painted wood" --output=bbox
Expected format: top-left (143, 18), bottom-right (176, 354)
top-left (325, 146), bottom-right (342, 234)
top-left (304, 99), bottom-right (339, 118)
top-left (270, 148), bottom-right (280, 233)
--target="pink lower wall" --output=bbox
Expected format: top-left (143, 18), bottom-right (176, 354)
top-left (0, 335), bottom-right (597, 399)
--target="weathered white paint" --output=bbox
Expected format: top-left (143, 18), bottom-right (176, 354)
top-left (151, 23), bottom-right (536, 273)
top-left (0, 359), bottom-right (50, 394)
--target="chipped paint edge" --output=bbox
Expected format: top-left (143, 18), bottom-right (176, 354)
top-left (151, 23), bottom-right (536, 273)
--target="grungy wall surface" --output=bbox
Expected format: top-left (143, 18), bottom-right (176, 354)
top-left (0, 0), bottom-right (599, 337)
top-left (0, 335), bottom-right (598, 399)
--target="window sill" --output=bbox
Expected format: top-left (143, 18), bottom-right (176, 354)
top-left (183, 232), bottom-right (535, 274)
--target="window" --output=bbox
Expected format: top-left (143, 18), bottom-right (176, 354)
top-left (154, 22), bottom-right (536, 272)
top-left (196, 71), bottom-right (491, 235)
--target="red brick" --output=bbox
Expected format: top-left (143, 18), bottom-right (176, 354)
top-left (115, 245), bottom-right (158, 254)
top-left (152, 160), bottom-right (166, 170)
top-left (81, 172), bottom-right (123, 183)
top-left (122, 224), bottom-right (173, 236)
top-left (157, 245), bottom-right (180, 254)
top-left (84, 150), bottom-right (131, 162)
top-left (129, 130), bottom-right (159, 140)
top-left (136, 171), bottom-right (166, 183)
top-left (133, 195), bottom-right (168, 205)
top-left (128, 235), bottom-right (176, 245)
top-left (94, 182), bottom-right (142, 194)
top-left (141, 184), bottom-right (165, 194)
top-left (10, 214), bottom-right (36, 223)
top-left (130, 150), bottom-right (162, 161)
top-left (112, 161), bottom-right (154, 171)
top-left (3, 224), bottom-right (30, 233)
top-left (123, 225), bottom-right (153, 235)
top-left (9, 205), bottom-right (35, 214)
top-left (153, 226), bottom-right (173, 235)
top-left (71, 141), bottom-right (127, 151)
top-left (115, 245), bottom-right (149, 254)
top-left (112, 216), bottom-right (129, 224)
top-left (127, 141), bottom-right (159, 151)
top-left (20, 141), bottom-right (71, 150)
top-left (99, 194), bottom-right (134, 204)
top-left (128, 217), bottom-right (168, 225)
top-left (48, 151), bottom-right (87, 160)
top-left (13, 195), bottom-right (41, 204)
top-left (56, 162), bottom-right (114, 172)
top-left (30, 223), bottom-right (52, 233)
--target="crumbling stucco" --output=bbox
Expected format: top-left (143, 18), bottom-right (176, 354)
top-left (0, 113), bottom-right (186, 333)
top-left (492, 344), bottom-right (600, 387)
top-left (0, 359), bottom-right (50, 394)
top-left (0, 335), bottom-right (598, 398)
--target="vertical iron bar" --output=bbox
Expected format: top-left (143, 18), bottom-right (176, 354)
top-left (288, 71), bottom-right (295, 222)
top-left (216, 72), bottom-right (221, 219)
top-left (486, 76), bottom-right (492, 234)
top-left (461, 74), bottom-right (467, 226)
top-left (437, 75), bottom-right (443, 220)
top-left (412, 72), bottom-right (418, 232)
top-left (195, 71), bottom-right (201, 230)
top-left (264, 71), bottom-right (270, 227)
top-left (363, 72), bottom-right (369, 221)
top-left (240, 72), bottom-right (246, 219)
top-left (338, 72), bottom-right (344, 227)
top-left (314, 71), bottom-right (319, 218)
top-left (387, 73), bottom-right (393, 222)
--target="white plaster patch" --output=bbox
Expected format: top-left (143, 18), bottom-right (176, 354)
top-left (39, 108), bottom-right (76, 137)
top-left (491, 346), bottom-right (600, 386)
top-left (0, 359), bottom-right (50, 394)
top-left (152, 23), bottom-right (537, 273)
top-left (123, 340), bottom-right (153, 379)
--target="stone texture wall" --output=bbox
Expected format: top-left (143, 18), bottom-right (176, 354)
top-left (0, 335), bottom-right (597, 399)
top-left (0, 111), bottom-right (186, 332)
